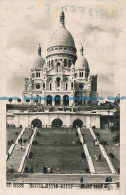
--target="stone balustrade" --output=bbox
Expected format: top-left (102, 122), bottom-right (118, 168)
top-left (6, 182), bottom-right (120, 189)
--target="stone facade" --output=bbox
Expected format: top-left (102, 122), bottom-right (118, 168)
top-left (22, 10), bottom-right (98, 106)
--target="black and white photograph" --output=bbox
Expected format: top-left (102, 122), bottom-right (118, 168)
top-left (0, 0), bottom-right (126, 194)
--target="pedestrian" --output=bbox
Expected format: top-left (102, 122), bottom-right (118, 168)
top-left (80, 177), bottom-right (84, 183)
top-left (94, 155), bottom-right (98, 161)
top-left (30, 166), bottom-right (33, 173)
top-left (105, 177), bottom-right (109, 182)
top-left (98, 154), bottom-right (101, 161)
top-left (10, 165), bottom-right (13, 174)
top-left (108, 176), bottom-right (112, 182)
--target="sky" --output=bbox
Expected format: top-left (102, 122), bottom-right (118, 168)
top-left (0, 0), bottom-right (125, 101)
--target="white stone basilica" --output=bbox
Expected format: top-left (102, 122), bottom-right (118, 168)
top-left (22, 10), bottom-right (98, 107)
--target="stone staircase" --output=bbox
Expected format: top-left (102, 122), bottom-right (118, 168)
top-left (7, 128), bottom-right (33, 172)
top-left (81, 128), bottom-right (111, 174)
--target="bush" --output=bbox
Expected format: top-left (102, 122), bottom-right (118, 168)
top-left (92, 126), bottom-right (96, 129)
top-left (32, 140), bottom-right (37, 145)
top-left (11, 140), bottom-right (14, 144)
top-left (81, 152), bottom-right (86, 159)
top-left (8, 141), bottom-right (11, 145)
top-left (96, 132), bottom-right (100, 136)
top-left (29, 152), bottom-right (33, 158)
top-left (77, 140), bottom-right (82, 145)
top-left (24, 167), bottom-right (29, 173)
top-left (103, 141), bottom-right (107, 145)
top-left (109, 153), bottom-right (114, 158)
top-left (36, 132), bottom-right (40, 136)
top-left (85, 168), bottom-right (89, 172)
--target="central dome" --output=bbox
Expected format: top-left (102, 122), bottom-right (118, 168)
top-left (48, 26), bottom-right (75, 48)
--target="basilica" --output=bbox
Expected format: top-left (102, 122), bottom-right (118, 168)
top-left (22, 10), bottom-right (98, 107)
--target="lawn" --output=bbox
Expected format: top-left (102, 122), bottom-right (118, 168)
top-left (24, 128), bottom-right (89, 174)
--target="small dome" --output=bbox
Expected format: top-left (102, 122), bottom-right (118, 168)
top-left (48, 26), bottom-right (75, 48)
top-left (32, 55), bottom-right (45, 69)
top-left (75, 45), bottom-right (89, 70)
top-left (32, 44), bottom-right (45, 69)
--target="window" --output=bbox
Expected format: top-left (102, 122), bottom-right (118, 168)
top-left (66, 83), bottom-right (68, 90)
top-left (79, 72), bottom-right (81, 77)
top-left (49, 61), bottom-right (50, 68)
top-left (51, 60), bottom-right (54, 67)
top-left (50, 83), bottom-right (52, 90)
top-left (64, 59), bottom-right (67, 67)
top-left (82, 72), bottom-right (83, 77)
top-left (68, 60), bottom-right (71, 67)
top-left (56, 77), bottom-right (60, 87)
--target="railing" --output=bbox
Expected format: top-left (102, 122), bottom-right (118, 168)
top-left (6, 182), bottom-right (120, 189)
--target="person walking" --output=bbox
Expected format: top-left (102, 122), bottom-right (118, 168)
top-left (98, 154), bottom-right (101, 161)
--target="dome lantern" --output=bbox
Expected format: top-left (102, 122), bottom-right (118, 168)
top-left (38, 43), bottom-right (41, 56)
top-left (59, 8), bottom-right (65, 26)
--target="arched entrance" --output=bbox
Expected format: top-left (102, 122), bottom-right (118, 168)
top-left (31, 119), bottom-right (42, 128)
top-left (55, 95), bottom-right (61, 106)
top-left (63, 95), bottom-right (69, 106)
top-left (52, 118), bottom-right (63, 127)
top-left (73, 119), bottom-right (83, 128)
top-left (46, 95), bottom-right (52, 106)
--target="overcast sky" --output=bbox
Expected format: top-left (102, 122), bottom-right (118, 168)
top-left (0, 0), bottom-right (125, 101)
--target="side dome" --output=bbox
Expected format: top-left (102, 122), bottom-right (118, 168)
top-left (32, 44), bottom-right (45, 69)
top-left (75, 45), bottom-right (89, 70)
top-left (48, 26), bottom-right (75, 48)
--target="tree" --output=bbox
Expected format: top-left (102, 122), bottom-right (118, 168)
top-left (35, 99), bottom-right (38, 104)
top-left (17, 98), bottom-right (21, 103)
top-left (26, 99), bottom-right (30, 104)
top-left (8, 97), bottom-right (13, 104)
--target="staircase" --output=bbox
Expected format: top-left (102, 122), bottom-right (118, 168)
top-left (7, 128), bottom-right (33, 172)
top-left (81, 128), bottom-right (111, 174)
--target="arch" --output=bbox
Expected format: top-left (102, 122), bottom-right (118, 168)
top-left (31, 119), bottom-right (42, 128)
top-left (46, 95), bottom-right (52, 106)
top-left (55, 95), bottom-right (61, 106)
top-left (52, 118), bottom-right (63, 127)
top-left (73, 119), bottom-right (83, 128)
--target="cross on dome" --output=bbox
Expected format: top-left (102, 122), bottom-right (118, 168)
top-left (38, 43), bottom-right (41, 56)
top-left (59, 7), bottom-right (65, 26)
top-left (80, 44), bottom-right (84, 56)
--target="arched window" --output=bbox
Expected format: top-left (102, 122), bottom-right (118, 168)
top-left (49, 61), bottom-right (50, 68)
top-left (57, 63), bottom-right (60, 72)
top-left (51, 60), bottom-right (54, 67)
top-left (64, 59), bottom-right (67, 67)
top-left (68, 60), bottom-right (71, 67)
top-left (50, 83), bottom-right (52, 90)
top-left (56, 77), bottom-right (60, 87)
top-left (66, 83), bottom-right (68, 90)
